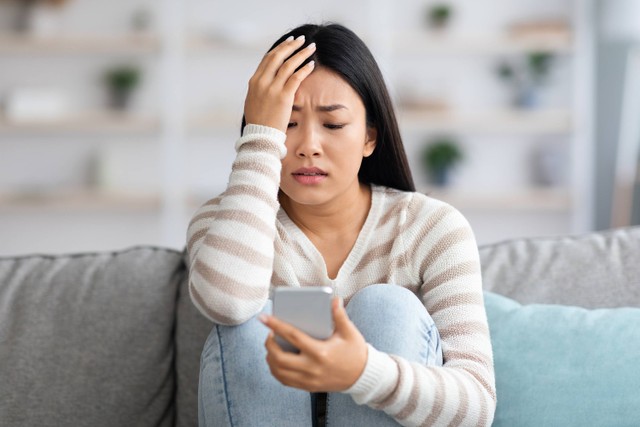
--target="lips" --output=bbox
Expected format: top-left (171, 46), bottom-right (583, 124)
top-left (291, 167), bottom-right (328, 185)
top-left (292, 167), bottom-right (327, 176)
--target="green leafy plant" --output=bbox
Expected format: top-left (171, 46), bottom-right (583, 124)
top-left (105, 66), bottom-right (140, 92)
top-left (427, 4), bottom-right (453, 29)
top-left (422, 138), bottom-right (463, 186)
top-left (496, 51), bottom-right (554, 108)
top-left (527, 52), bottom-right (553, 84)
top-left (104, 65), bottom-right (141, 110)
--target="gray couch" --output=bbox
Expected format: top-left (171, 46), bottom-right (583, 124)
top-left (1, 227), bottom-right (638, 426)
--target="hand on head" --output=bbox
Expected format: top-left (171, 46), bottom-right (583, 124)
top-left (244, 35), bottom-right (316, 133)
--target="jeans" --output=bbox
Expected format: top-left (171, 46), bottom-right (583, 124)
top-left (198, 284), bottom-right (443, 427)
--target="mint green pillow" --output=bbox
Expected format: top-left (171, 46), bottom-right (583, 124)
top-left (484, 291), bottom-right (640, 427)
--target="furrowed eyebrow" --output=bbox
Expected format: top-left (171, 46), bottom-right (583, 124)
top-left (317, 104), bottom-right (347, 112)
top-left (291, 104), bottom-right (348, 112)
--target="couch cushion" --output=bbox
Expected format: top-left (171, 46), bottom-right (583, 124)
top-left (485, 291), bottom-right (640, 427)
top-left (479, 226), bottom-right (640, 308)
top-left (0, 247), bottom-right (184, 427)
top-left (175, 250), bottom-right (213, 427)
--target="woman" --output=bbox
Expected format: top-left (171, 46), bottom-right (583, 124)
top-left (187, 23), bottom-right (496, 426)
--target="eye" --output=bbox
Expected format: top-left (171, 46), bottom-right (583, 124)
top-left (287, 122), bottom-right (297, 129)
top-left (324, 123), bottom-right (345, 130)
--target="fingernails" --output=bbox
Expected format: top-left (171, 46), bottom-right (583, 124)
top-left (258, 314), bottom-right (269, 324)
top-left (285, 35), bottom-right (294, 42)
top-left (307, 42), bottom-right (316, 50)
top-left (307, 60), bottom-right (315, 68)
top-left (295, 35), bottom-right (305, 42)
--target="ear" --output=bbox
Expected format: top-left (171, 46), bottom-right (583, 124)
top-left (363, 126), bottom-right (377, 158)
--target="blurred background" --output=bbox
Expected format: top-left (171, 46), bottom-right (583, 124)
top-left (0, 0), bottom-right (638, 255)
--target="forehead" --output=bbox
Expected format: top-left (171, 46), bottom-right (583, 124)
top-left (294, 67), bottom-right (363, 108)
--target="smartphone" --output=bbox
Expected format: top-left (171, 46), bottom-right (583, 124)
top-left (272, 287), bottom-right (334, 353)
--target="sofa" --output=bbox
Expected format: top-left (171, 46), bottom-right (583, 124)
top-left (0, 226), bottom-right (638, 427)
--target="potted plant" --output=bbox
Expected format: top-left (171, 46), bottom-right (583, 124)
top-left (104, 66), bottom-right (141, 111)
top-left (426, 3), bottom-right (453, 30)
top-left (422, 138), bottom-right (463, 186)
top-left (497, 51), bottom-right (554, 108)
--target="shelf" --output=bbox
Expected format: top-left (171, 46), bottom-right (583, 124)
top-left (0, 190), bottom-right (162, 213)
top-left (421, 187), bottom-right (572, 212)
top-left (392, 32), bottom-right (573, 55)
top-left (185, 34), bottom-right (265, 54)
top-left (398, 108), bottom-right (572, 134)
top-left (188, 110), bottom-right (243, 131)
top-left (0, 109), bottom-right (571, 135)
top-left (0, 33), bottom-right (160, 55)
top-left (0, 111), bottom-right (160, 134)
top-left (187, 109), bottom-right (572, 135)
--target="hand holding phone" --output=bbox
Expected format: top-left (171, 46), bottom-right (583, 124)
top-left (272, 287), bottom-right (334, 352)
top-left (263, 287), bottom-right (369, 392)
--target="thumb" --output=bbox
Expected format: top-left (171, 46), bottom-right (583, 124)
top-left (332, 297), bottom-right (354, 335)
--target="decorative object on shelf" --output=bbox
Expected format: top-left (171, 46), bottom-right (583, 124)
top-left (531, 143), bottom-right (567, 187)
top-left (421, 137), bottom-right (463, 186)
top-left (496, 51), bottom-right (554, 109)
top-left (5, 87), bottom-right (70, 122)
top-left (103, 65), bottom-right (141, 111)
top-left (425, 3), bottom-right (453, 30)
top-left (131, 7), bottom-right (152, 33)
top-left (11, 0), bottom-right (71, 36)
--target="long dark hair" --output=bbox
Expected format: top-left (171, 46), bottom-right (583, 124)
top-left (242, 23), bottom-right (415, 192)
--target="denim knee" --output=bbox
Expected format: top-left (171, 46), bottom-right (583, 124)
top-left (347, 284), bottom-right (432, 329)
top-left (346, 284), bottom-right (442, 365)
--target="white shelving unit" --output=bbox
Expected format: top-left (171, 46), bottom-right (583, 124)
top-left (398, 108), bottom-right (572, 134)
top-left (0, 111), bottom-right (159, 133)
top-left (0, 33), bottom-right (160, 55)
top-left (420, 187), bottom-right (572, 212)
top-left (0, 1), bottom-right (184, 254)
top-left (0, 0), bottom-right (595, 254)
top-left (373, 1), bottom-right (594, 243)
top-left (0, 190), bottom-right (162, 212)
top-left (391, 32), bottom-right (573, 55)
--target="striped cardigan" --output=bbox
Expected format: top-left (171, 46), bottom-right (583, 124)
top-left (187, 124), bottom-right (496, 426)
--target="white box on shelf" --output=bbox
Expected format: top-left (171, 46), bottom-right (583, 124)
top-left (5, 88), bottom-right (70, 122)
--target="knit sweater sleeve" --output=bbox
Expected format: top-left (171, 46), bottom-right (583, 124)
top-left (185, 124), bottom-right (286, 325)
top-left (344, 197), bottom-right (496, 426)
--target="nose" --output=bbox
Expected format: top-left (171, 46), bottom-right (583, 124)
top-left (293, 125), bottom-right (322, 158)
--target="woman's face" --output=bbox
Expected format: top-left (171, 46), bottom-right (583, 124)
top-left (279, 66), bottom-right (377, 207)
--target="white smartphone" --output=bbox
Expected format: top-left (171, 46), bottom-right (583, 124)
top-left (272, 287), bottom-right (334, 353)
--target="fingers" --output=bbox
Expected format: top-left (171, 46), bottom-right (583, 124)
top-left (332, 297), bottom-right (355, 336)
top-left (274, 42), bottom-right (316, 83)
top-left (264, 331), bottom-right (298, 363)
top-left (262, 309), bottom-right (367, 392)
top-left (264, 331), bottom-right (326, 392)
top-left (258, 38), bottom-right (316, 102)
top-left (252, 35), bottom-right (294, 76)
top-left (244, 35), bottom-right (316, 131)
top-left (281, 57), bottom-right (315, 96)
top-left (259, 35), bottom-right (310, 79)
top-left (262, 314), bottom-right (318, 354)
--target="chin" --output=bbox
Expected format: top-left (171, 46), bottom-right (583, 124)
top-left (280, 185), bottom-right (331, 206)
